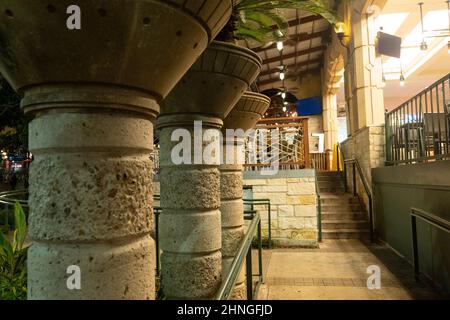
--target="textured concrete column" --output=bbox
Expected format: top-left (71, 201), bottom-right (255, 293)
top-left (158, 115), bottom-right (222, 300)
top-left (220, 137), bottom-right (246, 299)
top-left (24, 85), bottom-right (157, 299)
top-left (220, 92), bottom-right (270, 299)
top-left (0, 0), bottom-right (233, 301)
top-left (157, 42), bottom-right (261, 299)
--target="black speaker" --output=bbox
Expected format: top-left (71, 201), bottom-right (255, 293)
top-left (377, 32), bottom-right (402, 58)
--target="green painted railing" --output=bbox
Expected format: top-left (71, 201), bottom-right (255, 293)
top-left (243, 198), bottom-right (272, 248)
top-left (338, 145), bottom-right (375, 243)
top-left (154, 195), bottom-right (266, 300)
top-left (410, 207), bottom-right (450, 281)
top-left (215, 211), bottom-right (263, 300)
top-left (386, 73), bottom-right (450, 165)
top-left (311, 161), bottom-right (322, 242)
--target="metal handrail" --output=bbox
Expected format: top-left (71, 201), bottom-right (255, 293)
top-left (0, 189), bottom-right (29, 207)
top-left (243, 198), bottom-right (271, 248)
top-left (311, 160), bottom-right (322, 242)
top-left (410, 207), bottom-right (450, 281)
top-left (153, 195), bottom-right (265, 300)
top-left (216, 211), bottom-right (263, 300)
top-left (385, 73), bottom-right (450, 165)
top-left (338, 145), bottom-right (375, 243)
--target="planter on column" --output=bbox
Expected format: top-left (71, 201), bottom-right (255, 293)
top-left (221, 91), bottom-right (270, 299)
top-left (158, 42), bottom-right (261, 300)
top-left (0, 0), bottom-right (231, 299)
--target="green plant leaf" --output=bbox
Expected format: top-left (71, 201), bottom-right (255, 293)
top-left (14, 202), bottom-right (26, 251)
top-left (232, 0), bottom-right (342, 44)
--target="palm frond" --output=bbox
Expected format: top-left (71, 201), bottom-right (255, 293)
top-left (230, 0), bottom-right (341, 44)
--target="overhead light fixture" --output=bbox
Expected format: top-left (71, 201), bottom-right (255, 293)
top-left (418, 2), bottom-right (427, 51)
top-left (281, 92), bottom-right (286, 99)
top-left (420, 40), bottom-right (428, 51)
top-left (282, 106), bottom-right (287, 112)
top-left (400, 74), bottom-right (405, 87)
top-left (277, 41), bottom-right (284, 52)
top-left (279, 65), bottom-right (287, 80)
top-left (448, 1), bottom-right (450, 54)
top-left (416, 1), bottom-right (450, 52)
top-left (381, 75), bottom-right (386, 88)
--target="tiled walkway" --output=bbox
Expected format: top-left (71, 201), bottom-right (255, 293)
top-left (256, 240), bottom-right (443, 300)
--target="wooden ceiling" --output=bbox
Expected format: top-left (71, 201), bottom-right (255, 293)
top-left (241, 10), bottom-right (332, 92)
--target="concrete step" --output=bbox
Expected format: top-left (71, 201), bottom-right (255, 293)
top-left (316, 171), bottom-right (342, 176)
top-left (322, 229), bottom-right (370, 239)
top-left (321, 204), bottom-right (364, 213)
top-left (317, 175), bottom-right (344, 182)
top-left (318, 181), bottom-right (345, 188)
top-left (320, 195), bottom-right (360, 205)
top-left (319, 187), bottom-right (346, 193)
top-left (321, 212), bottom-right (367, 220)
top-left (322, 220), bottom-right (369, 229)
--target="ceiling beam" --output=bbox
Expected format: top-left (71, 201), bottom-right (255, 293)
top-left (259, 57), bottom-right (323, 77)
top-left (257, 67), bottom-right (321, 87)
top-left (287, 15), bottom-right (324, 28)
top-left (262, 45), bottom-right (326, 65)
top-left (253, 30), bottom-right (330, 53)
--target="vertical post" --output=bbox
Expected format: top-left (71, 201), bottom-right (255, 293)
top-left (246, 246), bottom-right (253, 300)
top-left (343, 163), bottom-right (348, 193)
top-left (303, 119), bottom-right (311, 168)
top-left (268, 202), bottom-right (272, 249)
top-left (411, 214), bottom-right (420, 281)
top-left (336, 146), bottom-right (340, 172)
top-left (353, 162), bottom-right (357, 196)
top-left (385, 113), bottom-right (392, 164)
top-left (318, 194), bottom-right (322, 242)
top-left (257, 220), bottom-right (263, 282)
top-left (155, 209), bottom-right (160, 277)
top-left (369, 195), bottom-right (374, 243)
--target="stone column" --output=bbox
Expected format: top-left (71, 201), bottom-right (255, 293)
top-left (0, 0), bottom-right (233, 300)
top-left (220, 137), bottom-right (246, 299)
top-left (348, 6), bottom-right (385, 131)
top-left (220, 92), bottom-right (270, 299)
top-left (157, 42), bottom-right (262, 300)
top-left (25, 85), bottom-right (158, 299)
top-left (323, 93), bottom-right (339, 151)
top-left (158, 115), bottom-right (223, 300)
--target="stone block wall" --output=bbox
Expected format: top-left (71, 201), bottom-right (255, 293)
top-left (154, 169), bottom-right (319, 248)
top-left (341, 125), bottom-right (385, 212)
top-left (243, 170), bottom-right (318, 247)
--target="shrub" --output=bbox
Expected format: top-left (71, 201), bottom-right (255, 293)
top-left (0, 202), bottom-right (27, 300)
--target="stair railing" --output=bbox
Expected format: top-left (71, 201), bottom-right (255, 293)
top-left (311, 160), bottom-right (322, 242)
top-left (153, 195), bottom-right (265, 300)
top-left (337, 145), bottom-right (375, 243)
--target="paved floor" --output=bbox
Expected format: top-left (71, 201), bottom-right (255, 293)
top-left (255, 240), bottom-right (443, 300)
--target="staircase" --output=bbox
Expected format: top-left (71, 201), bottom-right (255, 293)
top-left (317, 172), bottom-right (370, 240)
